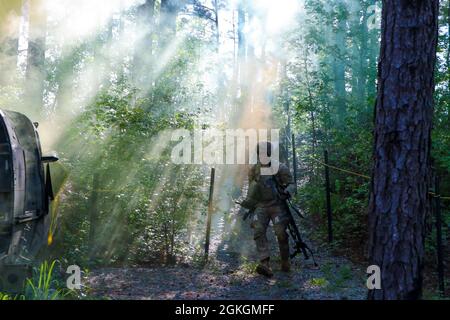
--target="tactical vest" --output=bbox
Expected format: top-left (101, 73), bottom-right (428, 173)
top-left (247, 165), bottom-right (281, 204)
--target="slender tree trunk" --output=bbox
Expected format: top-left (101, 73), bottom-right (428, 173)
top-left (447, 0), bottom-right (450, 90)
top-left (368, 26), bottom-right (380, 99)
top-left (333, 18), bottom-right (347, 123)
top-left (368, 0), bottom-right (439, 300)
top-left (237, 2), bottom-right (246, 91)
top-left (159, 0), bottom-right (179, 50)
top-left (232, 9), bottom-right (237, 85)
top-left (213, 0), bottom-right (220, 49)
top-left (25, 0), bottom-right (47, 111)
top-left (163, 222), bottom-right (169, 264)
top-left (154, 0), bottom-right (180, 92)
top-left (357, 8), bottom-right (369, 107)
top-left (281, 61), bottom-right (291, 170)
top-left (232, 0), bottom-right (247, 124)
top-left (303, 54), bottom-right (318, 157)
top-left (89, 173), bottom-right (100, 260)
top-left (169, 215), bottom-right (175, 264)
top-left (0, 0), bottom-right (22, 85)
top-left (133, 0), bottom-right (155, 91)
top-left (55, 47), bottom-right (75, 112)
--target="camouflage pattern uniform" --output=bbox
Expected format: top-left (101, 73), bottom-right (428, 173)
top-left (241, 162), bottom-right (296, 276)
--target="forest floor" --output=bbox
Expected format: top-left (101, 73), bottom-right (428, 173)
top-left (87, 249), bottom-right (367, 300)
top-left (86, 203), bottom-right (368, 300)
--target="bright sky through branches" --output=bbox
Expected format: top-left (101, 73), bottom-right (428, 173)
top-left (255, 0), bottom-right (301, 34)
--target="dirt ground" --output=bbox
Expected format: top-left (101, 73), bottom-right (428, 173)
top-left (87, 203), bottom-right (368, 300)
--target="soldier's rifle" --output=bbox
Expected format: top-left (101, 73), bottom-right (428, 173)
top-left (271, 176), bottom-right (318, 266)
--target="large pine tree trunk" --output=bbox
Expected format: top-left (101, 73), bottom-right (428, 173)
top-left (368, 0), bottom-right (439, 300)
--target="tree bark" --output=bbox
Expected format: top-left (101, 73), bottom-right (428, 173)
top-left (303, 54), bottom-right (318, 157)
top-left (89, 173), bottom-right (100, 260)
top-left (357, 6), bottom-right (369, 107)
top-left (231, 0), bottom-right (247, 123)
top-left (368, 29), bottom-right (379, 99)
top-left (55, 47), bottom-right (75, 112)
top-left (237, 2), bottom-right (246, 89)
top-left (133, 0), bottom-right (155, 91)
top-left (333, 18), bottom-right (347, 123)
top-left (213, 0), bottom-right (220, 49)
top-left (368, 0), bottom-right (439, 300)
top-left (0, 0), bottom-right (22, 85)
top-left (159, 0), bottom-right (180, 50)
top-left (25, 0), bottom-right (47, 111)
top-left (447, 0), bottom-right (450, 90)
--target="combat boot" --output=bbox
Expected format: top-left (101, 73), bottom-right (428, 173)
top-left (256, 258), bottom-right (273, 278)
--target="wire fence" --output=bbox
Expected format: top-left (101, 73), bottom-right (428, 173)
top-left (305, 154), bottom-right (450, 200)
top-left (301, 149), bottom-right (448, 297)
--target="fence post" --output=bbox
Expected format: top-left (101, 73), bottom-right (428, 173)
top-left (324, 150), bottom-right (333, 243)
top-left (292, 134), bottom-right (298, 192)
top-left (89, 173), bottom-right (100, 259)
top-left (435, 175), bottom-right (445, 296)
top-left (204, 168), bottom-right (216, 260)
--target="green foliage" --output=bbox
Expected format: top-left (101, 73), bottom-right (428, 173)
top-left (272, 0), bottom-right (379, 256)
top-left (0, 261), bottom-right (79, 301)
top-left (309, 277), bottom-right (328, 288)
top-left (319, 263), bottom-right (355, 293)
top-left (241, 261), bottom-right (259, 274)
top-left (49, 32), bottom-right (214, 268)
top-left (0, 292), bottom-right (14, 300)
top-left (1, 0), bottom-right (448, 299)
top-left (24, 261), bottom-right (64, 300)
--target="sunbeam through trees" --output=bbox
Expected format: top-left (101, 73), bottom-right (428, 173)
top-left (0, 0), bottom-right (449, 303)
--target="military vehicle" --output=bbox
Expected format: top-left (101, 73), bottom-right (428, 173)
top-left (0, 109), bottom-right (58, 292)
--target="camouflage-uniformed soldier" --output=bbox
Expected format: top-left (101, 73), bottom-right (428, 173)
top-left (241, 142), bottom-right (296, 277)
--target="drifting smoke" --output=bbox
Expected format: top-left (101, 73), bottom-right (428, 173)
top-left (0, 0), bottom-right (302, 263)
